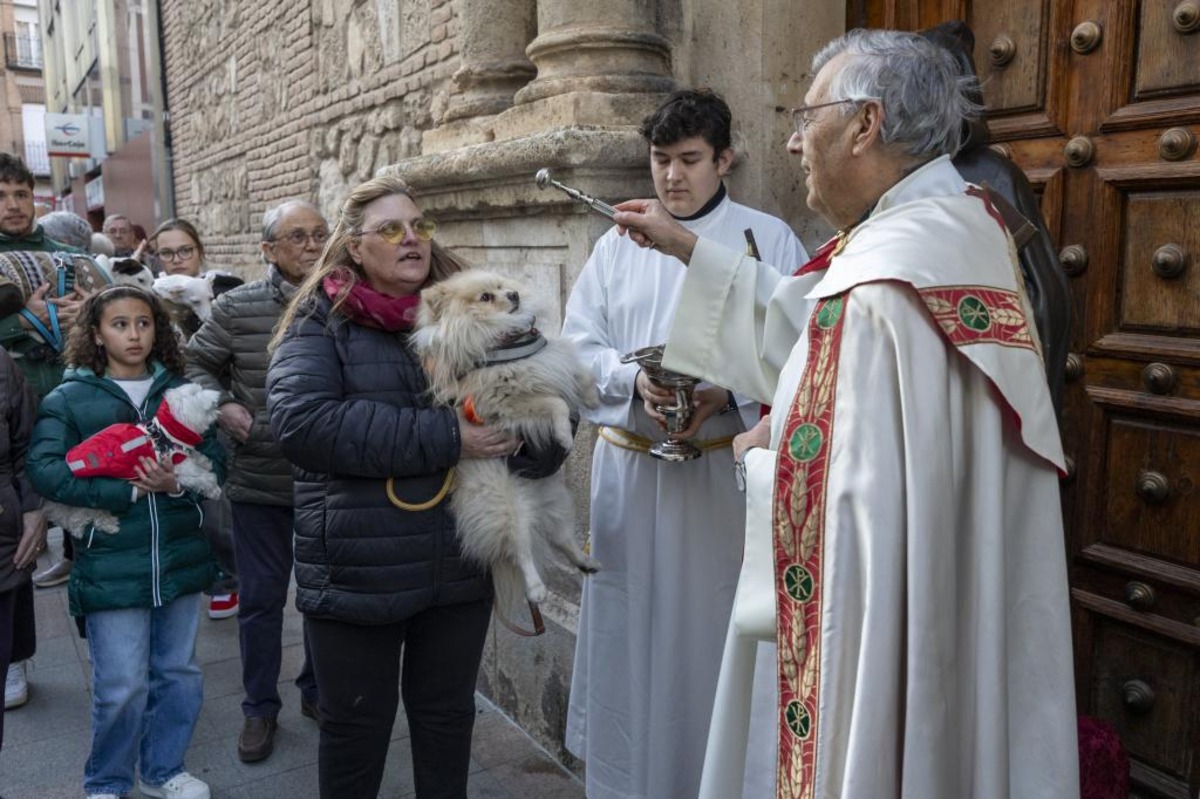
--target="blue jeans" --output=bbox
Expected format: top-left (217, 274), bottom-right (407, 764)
top-left (83, 593), bottom-right (203, 795)
top-left (231, 501), bottom-right (316, 718)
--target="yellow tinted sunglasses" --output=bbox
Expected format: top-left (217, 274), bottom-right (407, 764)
top-left (357, 218), bottom-right (437, 244)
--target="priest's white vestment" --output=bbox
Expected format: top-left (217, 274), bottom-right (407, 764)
top-left (664, 157), bottom-right (1079, 799)
top-left (563, 191), bottom-right (806, 799)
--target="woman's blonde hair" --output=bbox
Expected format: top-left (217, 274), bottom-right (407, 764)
top-left (270, 174), bottom-right (469, 350)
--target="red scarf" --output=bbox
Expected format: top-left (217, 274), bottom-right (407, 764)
top-left (323, 267), bottom-right (421, 331)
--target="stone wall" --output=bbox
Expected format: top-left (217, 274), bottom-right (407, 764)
top-left (160, 0), bottom-right (462, 273)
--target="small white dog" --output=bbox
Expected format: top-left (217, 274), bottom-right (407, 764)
top-left (152, 274), bottom-right (212, 338)
top-left (412, 271), bottom-right (600, 607)
top-left (153, 274), bottom-right (212, 320)
top-left (95, 254), bottom-right (155, 289)
top-left (43, 384), bottom-right (222, 537)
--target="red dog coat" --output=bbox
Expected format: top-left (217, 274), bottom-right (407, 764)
top-left (65, 398), bottom-right (203, 479)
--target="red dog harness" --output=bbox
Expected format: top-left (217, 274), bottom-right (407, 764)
top-left (66, 399), bottom-right (203, 479)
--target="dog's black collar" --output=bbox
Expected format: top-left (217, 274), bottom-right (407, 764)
top-left (476, 329), bottom-right (548, 368)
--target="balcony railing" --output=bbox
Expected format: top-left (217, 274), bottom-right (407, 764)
top-left (23, 141), bottom-right (50, 176)
top-left (4, 33), bottom-right (42, 71)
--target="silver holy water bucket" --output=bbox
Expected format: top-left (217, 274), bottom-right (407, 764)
top-left (620, 345), bottom-right (702, 462)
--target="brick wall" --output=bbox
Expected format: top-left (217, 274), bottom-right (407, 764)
top-left (160, 0), bottom-right (461, 276)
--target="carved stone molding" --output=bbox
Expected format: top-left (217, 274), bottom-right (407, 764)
top-left (384, 127), bottom-right (650, 217)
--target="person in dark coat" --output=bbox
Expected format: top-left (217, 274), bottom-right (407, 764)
top-left (921, 21), bottom-right (1072, 413)
top-left (267, 175), bottom-right (520, 799)
top-left (0, 347), bottom-right (44, 745)
top-left (185, 199), bottom-right (328, 763)
top-left (0, 153), bottom-right (90, 600)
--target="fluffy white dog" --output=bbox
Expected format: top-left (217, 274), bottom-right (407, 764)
top-left (153, 274), bottom-right (212, 320)
top-left (43, 383), bottom-right (222, 537)
top-left (412, 270), bottom-right (600, 608)
top-left (152, 273), bottom-right (213, 338)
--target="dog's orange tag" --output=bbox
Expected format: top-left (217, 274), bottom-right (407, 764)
top-left (462, 395), bottom-right (485, 425)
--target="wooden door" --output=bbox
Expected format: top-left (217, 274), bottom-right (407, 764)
top-left (855, 2), bottom-right (1200, 796)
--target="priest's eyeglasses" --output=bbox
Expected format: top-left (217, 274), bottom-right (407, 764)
top-left (357, 219), bottom-right (437, 244)
top-left (792, 99), bottom-right (858, 134)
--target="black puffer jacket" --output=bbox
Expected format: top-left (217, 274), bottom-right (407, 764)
top-left (266, 294), bottom-right (489, 625)
top-left (185, 266), bottom-right (298, 506)
top-left (0, 350), bottom-right (39, 594)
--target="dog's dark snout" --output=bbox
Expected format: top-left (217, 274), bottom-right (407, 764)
top-left (507, 290), bottom-right (520, 310)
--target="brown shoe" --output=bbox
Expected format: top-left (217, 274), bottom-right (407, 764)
top-left (237, 716), bottom-right (277, 763)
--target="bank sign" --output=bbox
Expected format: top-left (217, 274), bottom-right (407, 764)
top-left (45, 113), bottom-right (90, 157)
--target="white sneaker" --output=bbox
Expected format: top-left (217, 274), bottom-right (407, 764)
top-left (86, 794), bottom-right (122, 799)
top-left (138, 772), bottom-right (210, 799)
top-left (4, 660), bottom-right (27, 709)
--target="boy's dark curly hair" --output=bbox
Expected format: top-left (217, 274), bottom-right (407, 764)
top-left (638, 88), bottom-right (733, 158)
top-left (64, 286), bottom-right (185, 376)
top-left (0, 153), bottom-right (34, 189)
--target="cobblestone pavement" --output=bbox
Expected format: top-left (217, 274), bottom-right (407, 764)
top-left (0, 533), bottom-right (585, 799)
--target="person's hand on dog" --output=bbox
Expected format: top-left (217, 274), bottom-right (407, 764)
top-left (219, 402), bottom-right (253, 442)
top-left (131, 455), bottom-right (181, 497)
top-left (457, 407), bottom-right (519, 459)
top-left (50, 287), bottom-right (93, 329)
top-left (18, 283), bottom-right (52, 329)
top-left (667, 386), bottom-right (728, 441)
top-left (636, 369), bottom-right (676, 427)
top-left (13, 509), bottom-right (47, 570)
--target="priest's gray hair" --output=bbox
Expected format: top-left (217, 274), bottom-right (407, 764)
top-left (812, 29), bottom-right (983, 160)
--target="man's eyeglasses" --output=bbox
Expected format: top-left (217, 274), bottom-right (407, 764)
top-left (356, 218), bottom-right (437, 244)
top-left (791, 99), bottom-right (861, 134)
top-left (271, 229), bottom-right (330, 247)
top-left (158, 245), bottom-right (196, 262)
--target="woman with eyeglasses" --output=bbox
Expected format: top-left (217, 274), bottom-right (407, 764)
top-left (149, 219), bottom-right (205, 277)
top-left (266, 175), bottom-right (518, 798)
top-left (147, 217), bottom-right (243, 624)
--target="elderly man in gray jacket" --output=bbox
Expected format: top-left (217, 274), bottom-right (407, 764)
top-left (185, 199), bottom-right (328, 763)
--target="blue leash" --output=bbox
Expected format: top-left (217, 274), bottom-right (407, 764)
top-left (18, 259), bottom-right (73, 352)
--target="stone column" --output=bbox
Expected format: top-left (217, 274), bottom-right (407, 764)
top-left (424, 0), bottom-right (537, 152)
top-left (492, 0), bottom-right (675, 139)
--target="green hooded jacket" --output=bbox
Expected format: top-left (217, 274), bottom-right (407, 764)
top-left (27, 363), bottom-right (225, 616)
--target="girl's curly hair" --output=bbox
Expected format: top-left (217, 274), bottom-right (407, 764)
top-left (64, 286), bottom-right (185, 376)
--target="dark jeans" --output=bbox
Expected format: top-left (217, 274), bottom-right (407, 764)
top-left (306, 598), bottom-right (492, 799)
top-left (231, 501), bottom-right (315, 718)
top-left (0, 580), bottom-right (36, 749)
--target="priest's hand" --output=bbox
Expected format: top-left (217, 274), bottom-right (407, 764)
top-left (613, 199), bottom-right (698, 265)
top-left (668, 386), bottom-right (728, 441)
top-left (733, 415), bottom-right (771, 463)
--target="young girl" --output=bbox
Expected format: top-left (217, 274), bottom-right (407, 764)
top-left (27, 286), bottom-right (224, 799)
